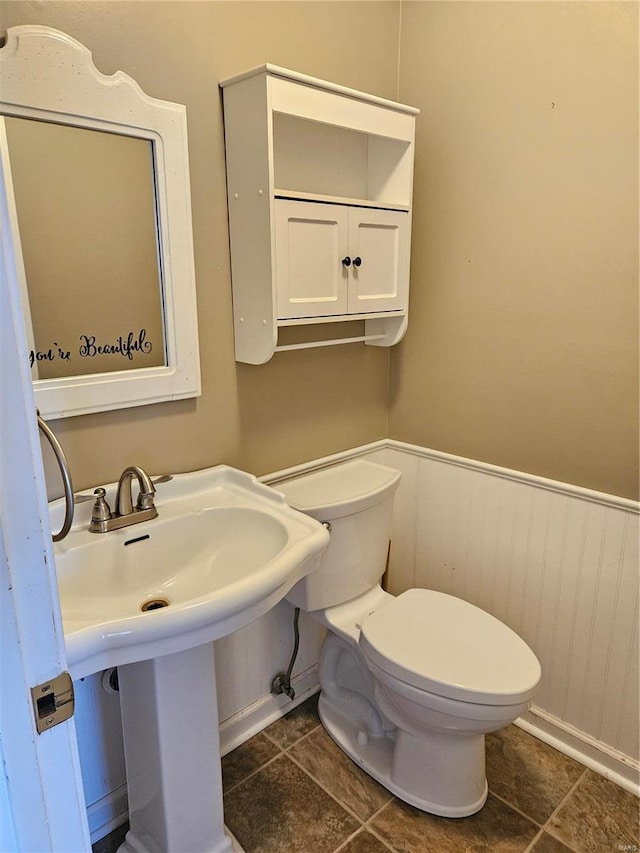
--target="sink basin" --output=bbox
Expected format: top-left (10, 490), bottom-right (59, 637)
top-left (59, 507), bottom-right (289, 614)
top-left (51, 466), bottom-right (329, 679)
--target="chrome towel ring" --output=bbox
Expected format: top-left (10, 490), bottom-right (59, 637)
top-left (36, 410), bottom-right (74, 541)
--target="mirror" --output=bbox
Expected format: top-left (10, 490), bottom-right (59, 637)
top-left (5, 118), bottom-right (166, 380)
top-left (0, 26), bottom-right (200, 417)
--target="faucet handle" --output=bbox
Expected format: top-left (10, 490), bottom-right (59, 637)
top-left (135, 475), bottom-right (171, 509)
top-left (136, 487), bottom-right (156, 511)
top-left (89, 488), bottom-right (112, 531)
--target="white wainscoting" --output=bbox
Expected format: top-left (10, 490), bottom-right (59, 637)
top-left (73, 673), bottom-right (127, 843)
top-left (214, 602), bottom-right (326, 753)
top-left (74, 440), bottom-right (639, 840)
top-left (366, 441), bottom-right (639, 791)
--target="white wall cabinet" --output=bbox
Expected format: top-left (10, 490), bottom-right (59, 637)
top-left (220, 65), bottom-right (418, 364)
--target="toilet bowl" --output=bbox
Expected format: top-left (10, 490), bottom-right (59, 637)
top-left (276, 459), bottom-right (541, 818)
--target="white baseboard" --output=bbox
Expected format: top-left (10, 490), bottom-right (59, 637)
top-left (219, 666), bottom-right (320, 756)
top-left (87, 783), bottom-right (128, 844)
top-left (218, 682), bottom-right (640, 798)
top-left (517, 706), bottom-right (640, 796)
top-left (217, 683), bottom-right (640, 798)
top-left (219, 664), bottom-right (639, 799)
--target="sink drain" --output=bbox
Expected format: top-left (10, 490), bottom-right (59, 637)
top-left (141, 597), bottom-right (170, 612)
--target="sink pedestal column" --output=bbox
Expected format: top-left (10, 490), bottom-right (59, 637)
top-left (117, 643), bottom-right (240, 853)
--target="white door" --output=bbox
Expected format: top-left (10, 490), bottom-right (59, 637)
top-left (275, 198), bottom-right (349, 319)
top-left (347, 208), bottom-right (408, 314)
top-left (0, 123), bottom-right (90, 852)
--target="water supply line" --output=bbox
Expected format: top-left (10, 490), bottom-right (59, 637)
top-left (36, 409), bottom-right (74, 541)
top-left (271, 606), bottom-right (301, 700)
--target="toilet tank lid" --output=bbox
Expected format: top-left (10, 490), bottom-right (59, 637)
top-left (273, 459), bottom-right (401, 520)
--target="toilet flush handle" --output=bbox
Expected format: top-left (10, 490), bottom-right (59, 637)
top-left (321, 521), bottom-right (332, 534)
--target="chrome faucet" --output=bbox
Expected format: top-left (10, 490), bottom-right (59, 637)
top-left (89, 465), bottom-right (158, 533)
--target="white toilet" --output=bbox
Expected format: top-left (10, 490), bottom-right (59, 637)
top-left (276, 458), bottom-right (541, 818)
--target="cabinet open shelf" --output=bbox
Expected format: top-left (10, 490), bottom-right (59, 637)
top-left (220, 64), bottom-right (418, 364)
top-left (274, 190), bottom-right (410, 213)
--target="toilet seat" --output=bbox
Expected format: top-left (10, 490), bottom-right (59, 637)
top-left (359, 589), bottom-right (541, 706)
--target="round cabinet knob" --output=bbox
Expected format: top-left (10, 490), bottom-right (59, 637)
top-left (341, 256), bottom-right (352, 267)
top-left (353, 256), bottom-right (362, 267)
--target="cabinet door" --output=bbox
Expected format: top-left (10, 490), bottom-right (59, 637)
top-left (347, 208), bottom-right (408, 314)
top-left (275, 199), bottom-right (348, 319)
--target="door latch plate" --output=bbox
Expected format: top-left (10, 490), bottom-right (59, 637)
top-left (31, 672), bottom-right (74, 734)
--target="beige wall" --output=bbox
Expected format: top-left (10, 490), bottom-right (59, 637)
top-left (2, 1), bottom-right (637, 500)
top-left (0, 1), bottom-right (398, 490)
top-left (392, 1), bottom-right (639, 499)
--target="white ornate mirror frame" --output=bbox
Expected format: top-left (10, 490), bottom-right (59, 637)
top-left (0, 26), bottom-right (201, 418)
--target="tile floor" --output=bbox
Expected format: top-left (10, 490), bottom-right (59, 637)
top-left (95, 693), bottom-right (639, 853)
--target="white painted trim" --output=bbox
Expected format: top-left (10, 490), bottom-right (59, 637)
top-left (517, 708), bottom-right (639, 796)
top-left (219, 666), bottom-right (320, 756)
top-left (261, 440), bottom-right (387, 486)
top-left (386, 440), bottom-right (639, 513)
top-left (0, 103), bottom-right (90, 850)
top-left (264, 439), bottom-right (638, 514)
top-left (87, 784), bottom-right (128, 845)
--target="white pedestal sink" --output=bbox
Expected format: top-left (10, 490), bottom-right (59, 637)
top-left (118, 646), bottom-right (234, 853)
top-left (51, 466), bottom-right (329, 853)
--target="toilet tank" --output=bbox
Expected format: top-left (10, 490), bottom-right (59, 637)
top-left (275, 459), bottom-right (401, 611)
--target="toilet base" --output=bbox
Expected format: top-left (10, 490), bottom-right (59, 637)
top-left (318, 693), bottom-right (488, 818)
